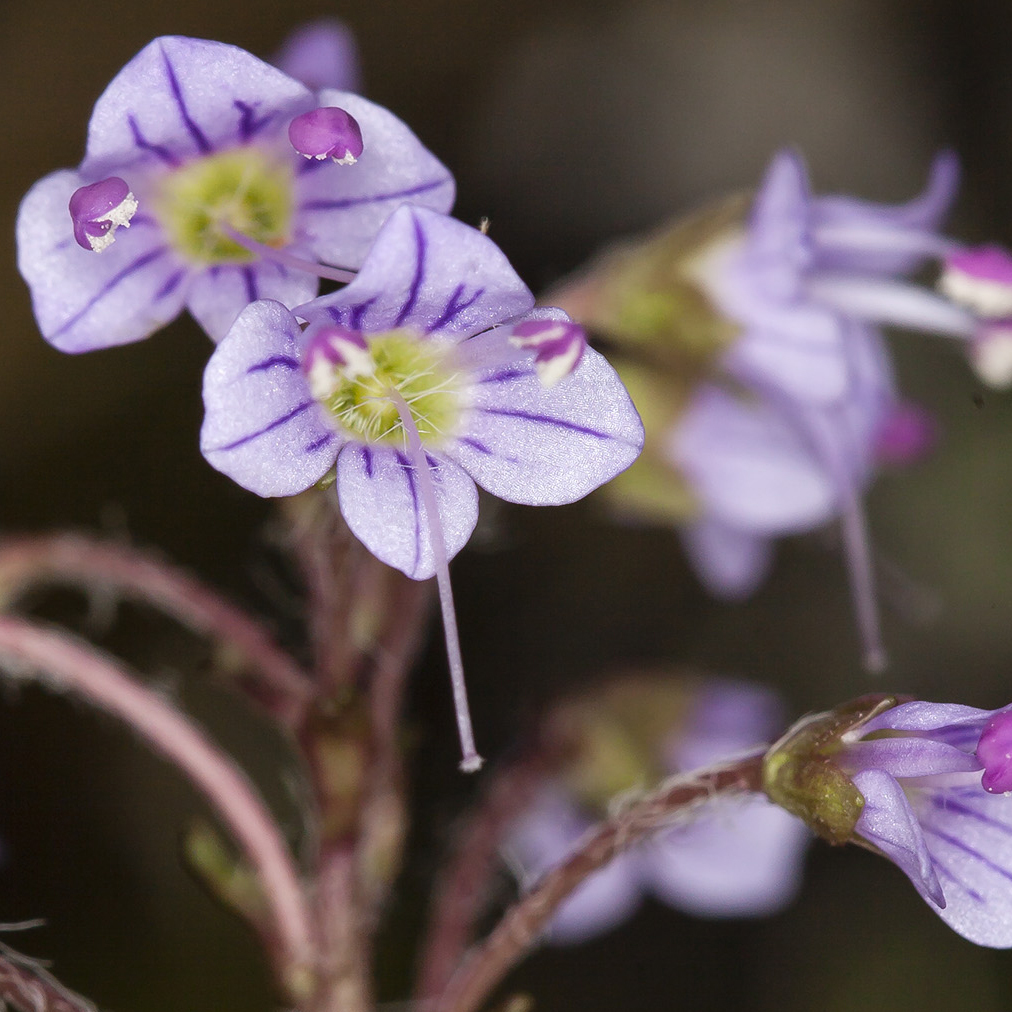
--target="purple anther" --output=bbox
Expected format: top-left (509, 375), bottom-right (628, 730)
top-left (304, 324), bottom-right (372, 395)
top-left (288, 107), bottom-right (364, 165)
top-left (69, 177), bottom-right (138, 252)
top-left (941, 244), bottom-right (1012, 318)
top-left (977, 709), bottom-right (1012, 793)
top-left (874, 400), bottom-right (937, 467)
top-left (509, 318), bottom-right (587, 387)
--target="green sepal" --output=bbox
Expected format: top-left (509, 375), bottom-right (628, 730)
top-left (762, 694), bottom-right (899, 845)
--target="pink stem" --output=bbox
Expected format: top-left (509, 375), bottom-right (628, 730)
top-left (0, 534), bottom-right (316, 726)
top-left (0, 616), bottom-right (316, 999)
top-left (435, 754), bottom-right (766, 1012)
top-left (387, 389), bottom-right (483, 773)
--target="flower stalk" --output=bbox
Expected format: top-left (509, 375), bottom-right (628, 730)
top-left (0, 616), bottom-right (316, 1002)
top-left (433, 752), bottom-right (766, 1012)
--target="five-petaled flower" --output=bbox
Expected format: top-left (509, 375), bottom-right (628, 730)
top-left (200, 205), bottom-right (643, 769)
top-left (17, 35), bottom-right (453, 350)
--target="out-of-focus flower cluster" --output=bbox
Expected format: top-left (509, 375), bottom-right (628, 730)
top-left (508, 677), bottom-right (810, 941)
top-left (552, 150), bottom-right (997, 668)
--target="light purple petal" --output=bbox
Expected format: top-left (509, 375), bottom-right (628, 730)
top-left (812, 151), bottom-right (959, 275)
top-left (917, 784), bottom-right (1012, 946)
top-left (640, 796), bottom-right (810, 918)
top-left (447, 345), bottom-right (643, 504)
top-left (295, 93), bottom-right (455, 270)
top-left (744, 149), bottom-right (812, 300)
top-left (82, 37), bottom-right (312, 175)
top-left (508, 790), bottom-right (642, 944)
top-left (861, 701), bottom-right (994, 737)
top-left (201, 300), bottom-right (339, 496)
top-left (335, 445), bottom-right (478, 580)
top-left (668, 680), bottom-right (785, 771)
top-left (187, 255), bottom-right (319, 342)
top-left (272, 19), bottom-right (361, 93)
top-left (720, 303), bottom-right (849, 404)
top-left (853, 769), bottom-right (944, 907)
top-left (843, 738), bottom-right (983, 779)
top-left (300, 206), bottom-right (528, 337)
top-left (672, 384), bottom-right (837, 533)
top-left (17, 170), bottom-right (188, 352)
top-left (679, 519), bottom-right (774, 600)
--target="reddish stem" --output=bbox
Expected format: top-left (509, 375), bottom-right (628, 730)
top-left (435, 753), bottom-right (766, 1012)
top-left (0, 617), bottom-right (316, 1001)
top-left (0, 534), bottom-right (315, 726)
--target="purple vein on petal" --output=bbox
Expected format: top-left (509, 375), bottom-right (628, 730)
top-left (212, 401), bottom-right (314, 452)
top-left (456, 435), bottom-right (520, 464)
top-left (241, 267), bottom-right (259, 304)
top-left (300, 178), bottom-right (450, 212)
top-left (155, 269), bottom-right (187, 301)
top-left (349, 298), bottom-right (377, 330)
top-left (922, 826), bottom-right (1012, 885)
top-left (234, 100), bottom-right (273, 141)
top-left (362, 446), bottom-right (374, 479)
top-left (160, 44), bottom-right (212, 154)
top-left (929, 795), bottom-right (1012, 837)
top-left (429, 284), bottom-right (485, 331)
top-left (477, 407), bottom-right (615, 440)
top-left (396, 449), bottom-right (422, 575)
top-left (458, 436), bottom-right (493, 455)
top-left (50, 247), bottom-right (171, 340)
top-left (246, 355), bottom-right (300, 374)
top-left (304, 433), bottom-right (336, 453)
top-left (936, 862), bottom-right (986, 904)
top-left (128, 115), bottom-right (180, 166)
top-left (478, 367), bottom-right (530, 384)
top-left (394, 214), bottom-right (427, 327)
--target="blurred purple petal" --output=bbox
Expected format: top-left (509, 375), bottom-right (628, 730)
top-left (273, 19), bottom-right (361, 93)
top-left (678, 519), bottom-right (773, 600)
top-left (640, 797), bottom-right (809, 917)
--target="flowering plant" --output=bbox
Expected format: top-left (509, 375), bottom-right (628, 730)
top-left (6, 18), bottom-right (1012, 1012)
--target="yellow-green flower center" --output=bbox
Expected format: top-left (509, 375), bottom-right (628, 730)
top-left (155, 147), bottom-right (294, 264)
top-left (317, 331), bottom-right (466, 446)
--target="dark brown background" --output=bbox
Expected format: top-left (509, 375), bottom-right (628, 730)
top-left (2, 1), bottom-right (1012, 1010)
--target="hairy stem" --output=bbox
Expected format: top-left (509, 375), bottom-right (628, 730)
top-left (0, 617), bottom-right (316, 1001)
top-left (0, 534), bottom-right (315, 726)
top-left (435, 753), bottom-right (766, 1012)
top-left (0, 946), bottom-right (99, 1012)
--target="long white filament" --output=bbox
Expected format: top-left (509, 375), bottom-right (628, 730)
top-left (387, 388), bottom-right (483, 773)
top-left (220, 224), bottom-right (356, 284)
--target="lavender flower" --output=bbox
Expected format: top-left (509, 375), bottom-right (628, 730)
top-left (200, 206), bottom-right (644, 768)
top-left (508, 680), bottom-right (810, 942)
top-left (557, 150), bottom-right (979, 668)
top-left (16, 36), bottom-right (453, 351)
top-left (765, 695), bottom-right (1012, 947)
